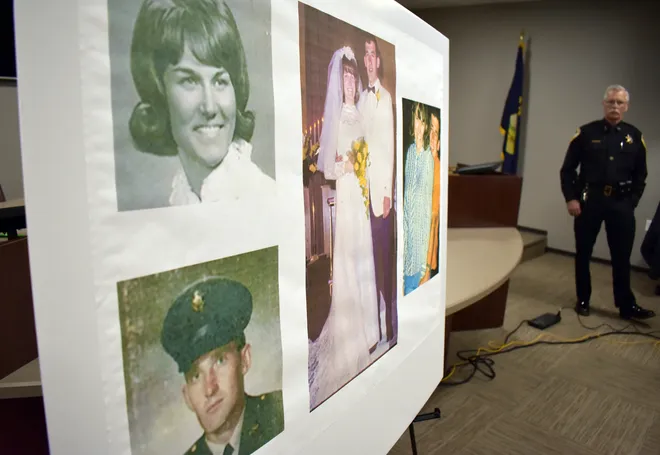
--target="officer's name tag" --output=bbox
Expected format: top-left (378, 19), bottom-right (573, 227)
top-left (591, 139), bottom-right (601, 143)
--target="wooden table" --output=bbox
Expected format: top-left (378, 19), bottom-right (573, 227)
top-left (0, 358), bottom-right (41, 399)
top-left (0, 198), bottom-right (25, 210)
top-left (444, 227), bottom-right (524, 369)
top-left (446, 227), bottom-right (523, 315)
top-left (0, 357), bottom-right (48, 454)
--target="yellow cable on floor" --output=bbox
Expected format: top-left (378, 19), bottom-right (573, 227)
top-left (441, 329), bottom-right (660, 383)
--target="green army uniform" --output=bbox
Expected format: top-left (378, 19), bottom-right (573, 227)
top-left (184, 391), bottom-right (284, 455)
top-left (161, 276), bottom-right (285, 455)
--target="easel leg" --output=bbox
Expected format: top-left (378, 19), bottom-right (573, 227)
top-left (408, 408), bottom-right (441, 454)
top-left (408, 423), bottom-right (418, 455)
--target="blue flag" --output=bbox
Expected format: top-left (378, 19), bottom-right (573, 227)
top-left (499, 35), bottom-right (525, 175)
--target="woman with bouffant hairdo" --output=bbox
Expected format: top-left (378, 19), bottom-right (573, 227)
top-left (129, 0), bottom-right (275, 206)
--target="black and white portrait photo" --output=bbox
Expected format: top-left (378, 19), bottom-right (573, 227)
top-left (107, 0), bottom-right (276, 212)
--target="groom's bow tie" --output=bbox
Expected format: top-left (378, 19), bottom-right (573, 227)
top-left (367, 86), bottom-right (376, 93)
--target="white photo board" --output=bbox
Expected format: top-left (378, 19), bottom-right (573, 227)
top-left (13, 0), bottom-right (449, 453)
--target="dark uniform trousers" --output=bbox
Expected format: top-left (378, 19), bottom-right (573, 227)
top-left (560, 119), bottom-right (648, 311)
top-left (574, 188), bottom-right (636, 306)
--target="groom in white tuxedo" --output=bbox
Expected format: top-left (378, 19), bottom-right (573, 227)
top-left (358, 35), bottom-right (396, 345)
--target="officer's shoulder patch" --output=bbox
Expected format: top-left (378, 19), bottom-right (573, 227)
top-left (570, 127), bottom-right (581, 142)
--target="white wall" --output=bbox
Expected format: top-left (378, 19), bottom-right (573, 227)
top-left (417, 0), bottom-right (660, 267)
top-left (0, 83), bottom-right (23, 200)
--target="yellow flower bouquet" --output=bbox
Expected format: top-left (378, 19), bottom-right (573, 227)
top-left (302, 133), bottom-right (320, 185)
top-left (347, 137), bottom-right (370, 218)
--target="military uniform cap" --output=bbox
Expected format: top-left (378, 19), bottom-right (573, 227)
top-left (161, 276), bottom-right (253, 374)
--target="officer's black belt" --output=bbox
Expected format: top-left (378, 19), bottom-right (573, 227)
top-left (587, 182), bottom-right (632, 198)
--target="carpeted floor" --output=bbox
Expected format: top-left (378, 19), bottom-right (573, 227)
top-left (388, 252), bottom-right (660, 455)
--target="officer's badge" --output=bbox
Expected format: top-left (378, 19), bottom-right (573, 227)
top-left (625, 134), bottom-right (633, 144)
top-left (191, 290), bottom-right (204, 312)
top-left (249, 423), bottom-right (260, 435)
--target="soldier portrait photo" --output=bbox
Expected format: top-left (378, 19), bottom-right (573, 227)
top-left (106, 0), bottom-right (276, 212)
top-left (116, 247), bottom-right (284, 455)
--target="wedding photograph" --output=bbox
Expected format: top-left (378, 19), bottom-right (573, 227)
top-left (299, 2), bottom-right (398, 410)
top-left (402, 98), bottom-right (441, 296)
top-left (107, 0), bottom-right (276, 212)
top-left (115, 246), bottom-right (283, 455)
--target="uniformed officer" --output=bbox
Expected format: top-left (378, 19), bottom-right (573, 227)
top-left (161, 276), bottom-right (284, 455)
top-left (560, 84), bottom-right (655, 320)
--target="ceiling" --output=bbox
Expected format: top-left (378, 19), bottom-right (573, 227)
top-left (396, 0), bottom-right (542, 10)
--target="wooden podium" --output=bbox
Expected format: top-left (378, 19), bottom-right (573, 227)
top-left (448, 173), bottom-right (523, 229)
top-left (447, 172), bottom-right (523, 333)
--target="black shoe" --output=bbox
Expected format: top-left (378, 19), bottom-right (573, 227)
top-left (655, 285), bottom-right (660, 296)
top-left (619, 303), bottom-right (656, 320)
top-left (575, 301), bottom-right (590, 316)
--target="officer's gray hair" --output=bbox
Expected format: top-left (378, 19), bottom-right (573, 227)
top-left (604, 84), bottom-right (629, 102)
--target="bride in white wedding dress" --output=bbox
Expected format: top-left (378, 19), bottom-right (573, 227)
top-left (309, 46), bottom-right (381, 409)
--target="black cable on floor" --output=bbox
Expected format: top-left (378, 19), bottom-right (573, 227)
top-left (577, 312), bottom-right (660, 336)
top-left (439, 310), bottom-right (660, 387)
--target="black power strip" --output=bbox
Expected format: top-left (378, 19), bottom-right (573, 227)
top-left (527, 311), bottom-right (561, 330)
